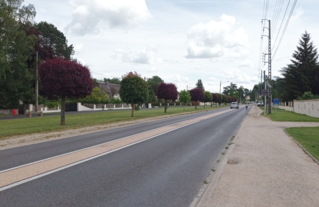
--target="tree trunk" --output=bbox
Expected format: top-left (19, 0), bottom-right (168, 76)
top-left (164, 100), bottom-right (167, 113)
top-left (131, 103), bottom-right (134, 117)
top-left (204, 103), bottom-right (205, 108)
top-left (61, 97), bottom-right (66, 125)
top-left (195, 101), bottom-right (197, 109)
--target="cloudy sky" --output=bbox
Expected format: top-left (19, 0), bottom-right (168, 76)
top-left (23, 0), bottom-right (319, 93)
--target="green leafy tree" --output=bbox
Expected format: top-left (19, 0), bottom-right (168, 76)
top-left (297, 91), bottom-right (319, 100)
top-left (81, 87), bottom-right (109, 103)
top-left (147, 75), bottom-right (164, 102)
top-left (196, 79), bottom-right (205, 91)
top-left (119, 72), bottom-right (148, 117)
top-left (179, 90), bottom-right (191, 110)
top-left (0, 0), bottom-right (37, 108)
top-left (217, 94), bottom-right (223, 106)
top-left (223, 82), bottom-right (237, 95)
top-left (35, 21), bottom-right (74, 60)
top-left (203, 91), bottom-right (212, 108)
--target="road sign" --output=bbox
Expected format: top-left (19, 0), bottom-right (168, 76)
top-left (273, 99), bottom-right (279, 106)
top-left (261, 89), bottom-right (269, 96)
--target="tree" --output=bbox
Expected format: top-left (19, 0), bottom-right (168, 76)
top-left (223, 82), bottom-right (237, 95)
top-left (119, 72), bottom-right (148, 117)
top-left (189, 88), bottom-right (204, 109)
top-left (196, 79), bottom-right (205, 91)
top-left (80, 87), bottom-right (108, 103)
top-left (0, 0), bottom-right (37, 108)
top-left (297, 91), bottom-right (319, 100)
top-left (212, 93), bottom-right (218, 106)
top-left (104, 78), bottom-right (121, 84)
top-left (179, 90), bottom-right (191, 111)
top-left (203, 91), bottom-right (212, 108)
top-left (217, 94), bottom-right (223, 106)
top-left (147, 75), bottom-right (164, 102)
top-left (39, 58), bottom-right (93, 125)
top-left (223, 95), bottom-right (228, 105)
top-left (34, 21), bottom-right (74, 60)
top-left (156, 83), bottom-right (178, 113)
top-left (281, 32), bottom-right (319, 100)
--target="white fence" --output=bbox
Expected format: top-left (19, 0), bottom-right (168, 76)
top-left (293, 99), bottom-right (319, 118)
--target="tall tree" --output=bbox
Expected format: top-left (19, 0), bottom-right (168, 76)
top-left (281, 32), bottom-right (319, 100)
top-left (39, 58), bottom-right (93, 125)
top-left (0, 0), bottom-right (37, 108)
top-left (34, 21), bottom-right (74, 60)
top-left (119, 72), bottom-right (148, 117)
top-left (223, 82), bottom-right (237, 95)
top-left (156, 83), bottom-right (178, 113)
top-left (189, 88), bottom-right (204, 109)
top-left (196, 79), bottom-right (205, 91)
top-left (104, 78), bottom-right (121, 84)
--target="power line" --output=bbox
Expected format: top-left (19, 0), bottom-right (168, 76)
top-left (272, 0), bottom-right (285, 37)
top-left (272, 0), bottom-right (291, 50)
top-left (273, 0), bottom-right (298, 60)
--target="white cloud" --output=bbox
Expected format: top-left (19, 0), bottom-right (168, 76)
top-left (66, 0), bottom-right (151, 35)
top-left (174, 74), bottom-right (189, 83)
top-left (291, 7), bottom-right (304, 25)
top-left (74, 43), bottom-right (84, 54)
top-left (239, 60), bottom-right (253, 68)
top-left (186, 14), bottom-right (249, 59)
top-left (148, 67), bottom-right (158, 72)
top-left (112, 44), bottom-right (162, 65)
top-left (224, 68), bottom-right (258, 84)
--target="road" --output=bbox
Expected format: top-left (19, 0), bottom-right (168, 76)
top-left (0, 106), bottom-right (250, 207)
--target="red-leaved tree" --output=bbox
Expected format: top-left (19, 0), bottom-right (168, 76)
top-left (189, 88), bottom-right (204, 109)
top-left (39, 58), bottom-right (93, 125)
top-left (156, 83), bottom-right (178, 113)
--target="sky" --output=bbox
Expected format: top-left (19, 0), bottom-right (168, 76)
top-left (23, 0), bottom-right (319, 93)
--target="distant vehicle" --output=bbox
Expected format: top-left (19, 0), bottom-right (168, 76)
top-left (257, 101), bottom-right (264, 107)
top-left (230, 102), bottom-right (239, 109)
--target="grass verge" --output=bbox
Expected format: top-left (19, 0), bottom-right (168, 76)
top-left (286, 127), bottom-right (319, 161)
top-left (267, 108), bottom-right (319, 122)
top-left (0, 105), bottom-right (226, 139)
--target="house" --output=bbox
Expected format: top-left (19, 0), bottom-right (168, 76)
top-left (98, 81), bottom-right (121, 99)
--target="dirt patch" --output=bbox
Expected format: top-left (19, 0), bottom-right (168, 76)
top-left (227, 158), bottom-right (241, 165)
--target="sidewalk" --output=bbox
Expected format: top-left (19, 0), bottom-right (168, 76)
top-left (198, 106), bottom-right (319, 207)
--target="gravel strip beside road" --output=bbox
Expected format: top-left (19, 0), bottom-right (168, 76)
top-left (203, 106), bottom-right (319, 207)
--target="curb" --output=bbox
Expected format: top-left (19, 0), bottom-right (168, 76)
top-left (283, 130), bottom-right (319, 165)
top-left (190, 106), bottom-right (251, 207)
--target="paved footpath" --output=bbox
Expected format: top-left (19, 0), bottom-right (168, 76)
top-left (197, 106), bottom-right (319, 207)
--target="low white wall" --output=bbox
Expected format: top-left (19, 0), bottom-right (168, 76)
top-left (293, 99), bottom-right (319, 118)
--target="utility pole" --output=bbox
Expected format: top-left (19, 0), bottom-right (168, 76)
top-left (264, 70), bottom-right (267, 115)
top-left (35, 51), bottom-right (39, 112)
top-left (267, 20), bottom-right (272, 114)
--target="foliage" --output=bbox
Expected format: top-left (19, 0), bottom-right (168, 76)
top-left (212, 93), bottom-right (218, 102)
top-left (189, 88), bottom-right (204, 109)
top-left (223, 82), bottom-right (237, 96)
top-left (80, 87), bottom-right (109, 104)
top-left (104, 78), bottom-right (121, 84)
top-left (39, 58), bottom-right (93, 124)
top-left (196, 79), bottom-right (205, 91)
top-left (297, 91), bottom-right (319, 100)
top-left (281, 32), bottom-right (319, 101)
top-left (217, 94), bottom-right (223, 106)
top-left (147, 75), bottom-right (164, 102)
top-left (109, 98), bottom-right (122, 104)
top-left (179, 90), bottom-right (191, 104)
top-left (34, 21), bottom-right (74, 60)
top-left (0, 0), bottom-right (37, 108)
top-left (119, 72), bottom-right (148, 117)
top-left (203, 91), bottom-right (212, 107)
top-left (156, 83), bottom-right (178, 113)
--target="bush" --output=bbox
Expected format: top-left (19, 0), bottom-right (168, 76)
top-left (297, 91), bottom-right (319, 100)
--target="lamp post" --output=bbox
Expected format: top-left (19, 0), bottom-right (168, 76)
top-left (219, 81), bottom-right (229, 94)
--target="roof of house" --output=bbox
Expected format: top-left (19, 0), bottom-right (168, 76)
top-left (98, 81), bottom-right (121, 98)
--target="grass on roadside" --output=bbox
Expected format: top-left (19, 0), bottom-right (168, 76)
top-left (0, 105), bottom-right (226, 139)
top-left (286, 127), bottom-right (319, 161)
top-left (266, 108), bottom-right (319, 122)
top-left (0, 114), bottom-right (11, 117)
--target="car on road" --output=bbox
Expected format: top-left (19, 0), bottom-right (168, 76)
top-left (230, 102), bottom-right (239, 109)
top-left (257, 101), bottom-right (264, 107)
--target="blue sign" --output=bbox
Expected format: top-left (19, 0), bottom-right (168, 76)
top-left (273, 99), bottom-right (279, 105)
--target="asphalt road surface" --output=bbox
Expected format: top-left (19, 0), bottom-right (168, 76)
top-left (0, 106), bottom-right (250, 207)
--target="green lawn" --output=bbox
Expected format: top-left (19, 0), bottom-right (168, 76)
top-left (286, 127), bottom-right (319, 161)
top-left (0, 105), bottom-right (225, 139)
top-left (0, 114), bottom-right (11, 117)
top-left (267, 108), bottom-right (319, 122)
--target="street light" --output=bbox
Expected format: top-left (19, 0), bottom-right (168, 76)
top-left (220, 81), bottom-right (229, 94)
